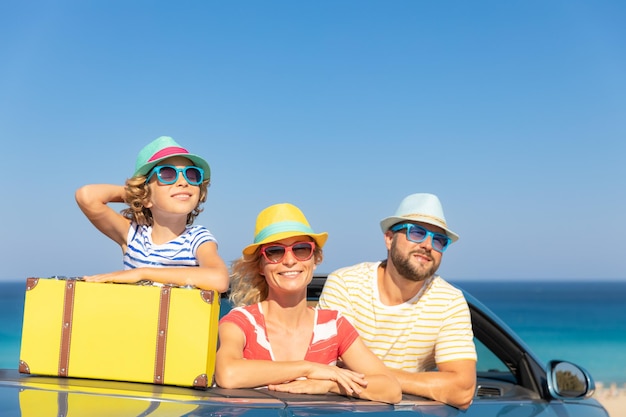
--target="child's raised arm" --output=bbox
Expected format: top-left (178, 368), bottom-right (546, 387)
top-left (75, 184), bottom-right (130, 249)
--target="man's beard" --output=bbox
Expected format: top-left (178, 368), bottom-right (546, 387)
top-left (390, 238), bottom-right (439, 282)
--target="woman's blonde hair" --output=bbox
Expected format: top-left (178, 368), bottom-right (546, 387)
top-left (120, 175), bottom-right (209, 226)
top-left (228, 243), bottom-right (323, 307)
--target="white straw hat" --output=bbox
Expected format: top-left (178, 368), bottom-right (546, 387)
top-left (380, 193), bottom-right (459, 242)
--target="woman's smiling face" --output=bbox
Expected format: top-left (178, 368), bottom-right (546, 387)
top-left (260, 236), bottom-right (317, 296)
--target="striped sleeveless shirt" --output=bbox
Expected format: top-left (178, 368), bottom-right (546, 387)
top-left (123, 222), bottom-right (217, 269)
top-left (220, 304), bottom-right (359, 364)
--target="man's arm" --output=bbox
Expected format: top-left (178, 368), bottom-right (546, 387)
top-left (391, 359), bottom-right (476, 409)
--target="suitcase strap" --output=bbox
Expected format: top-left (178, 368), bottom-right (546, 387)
top-left (59, 280), bottom-right (76, 377)
top-left (154, 287), bottom-right (171, 384)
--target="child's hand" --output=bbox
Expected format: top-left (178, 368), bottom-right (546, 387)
top-left (83, 269), bottom-right (143, 284)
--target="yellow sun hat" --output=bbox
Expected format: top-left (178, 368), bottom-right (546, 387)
top-left (242, 203), bottom-right (328, 256)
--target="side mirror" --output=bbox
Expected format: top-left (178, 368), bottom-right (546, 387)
top-left (546, 360), bottom-right (595, 400)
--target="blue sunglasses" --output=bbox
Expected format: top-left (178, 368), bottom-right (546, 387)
top-left (390, 223), bottom-right (451, 253)
top-left (146, 165), bottom-right (204, 186)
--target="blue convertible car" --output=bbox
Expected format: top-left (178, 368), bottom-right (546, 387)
top-left (0, 276), bottom-right (609, 417)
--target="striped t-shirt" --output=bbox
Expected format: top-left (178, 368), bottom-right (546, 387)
top-left (123, 222), bottom-right (217, 269)
top-left (317, 261), bottom-right (476, 372)
top-left (220, 304), bottom-right (359, 364)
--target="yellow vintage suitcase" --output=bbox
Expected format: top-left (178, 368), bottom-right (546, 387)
top-left (19, 277), bottom-right (220, 388)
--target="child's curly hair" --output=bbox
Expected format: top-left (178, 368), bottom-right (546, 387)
top-left (120, 175), bottom-right (209, 226)
top-left (228, 244), bottom-right (324, 307)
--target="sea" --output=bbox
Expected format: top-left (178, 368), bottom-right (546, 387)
top-left (1, 280), bottom-right (625, 386)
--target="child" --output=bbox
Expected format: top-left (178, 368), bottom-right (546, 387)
top-left (75, 136), bottom-right (229, 292)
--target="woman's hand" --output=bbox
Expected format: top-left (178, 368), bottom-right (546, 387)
top-left (272, 364), bottom-right (369, 396)
top-left (268, 378), bottom-right (334, 395)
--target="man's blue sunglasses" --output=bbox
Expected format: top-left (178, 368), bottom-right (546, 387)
top-left (390, 223), bottom-right (451, 253)
top-left (146, 165), bottom-right (204, 186)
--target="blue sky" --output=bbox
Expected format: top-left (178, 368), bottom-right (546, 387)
top-left (1, 1), bottom-right (624, 283)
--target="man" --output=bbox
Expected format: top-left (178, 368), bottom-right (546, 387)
top-left (318, 193), bottom-right (476, 409)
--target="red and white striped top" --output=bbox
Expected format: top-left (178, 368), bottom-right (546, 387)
top-left (220, 304), bottom-right (359, 364)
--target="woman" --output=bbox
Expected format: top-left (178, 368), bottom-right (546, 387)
top-left (215, 203), bottom-right (401, 404)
